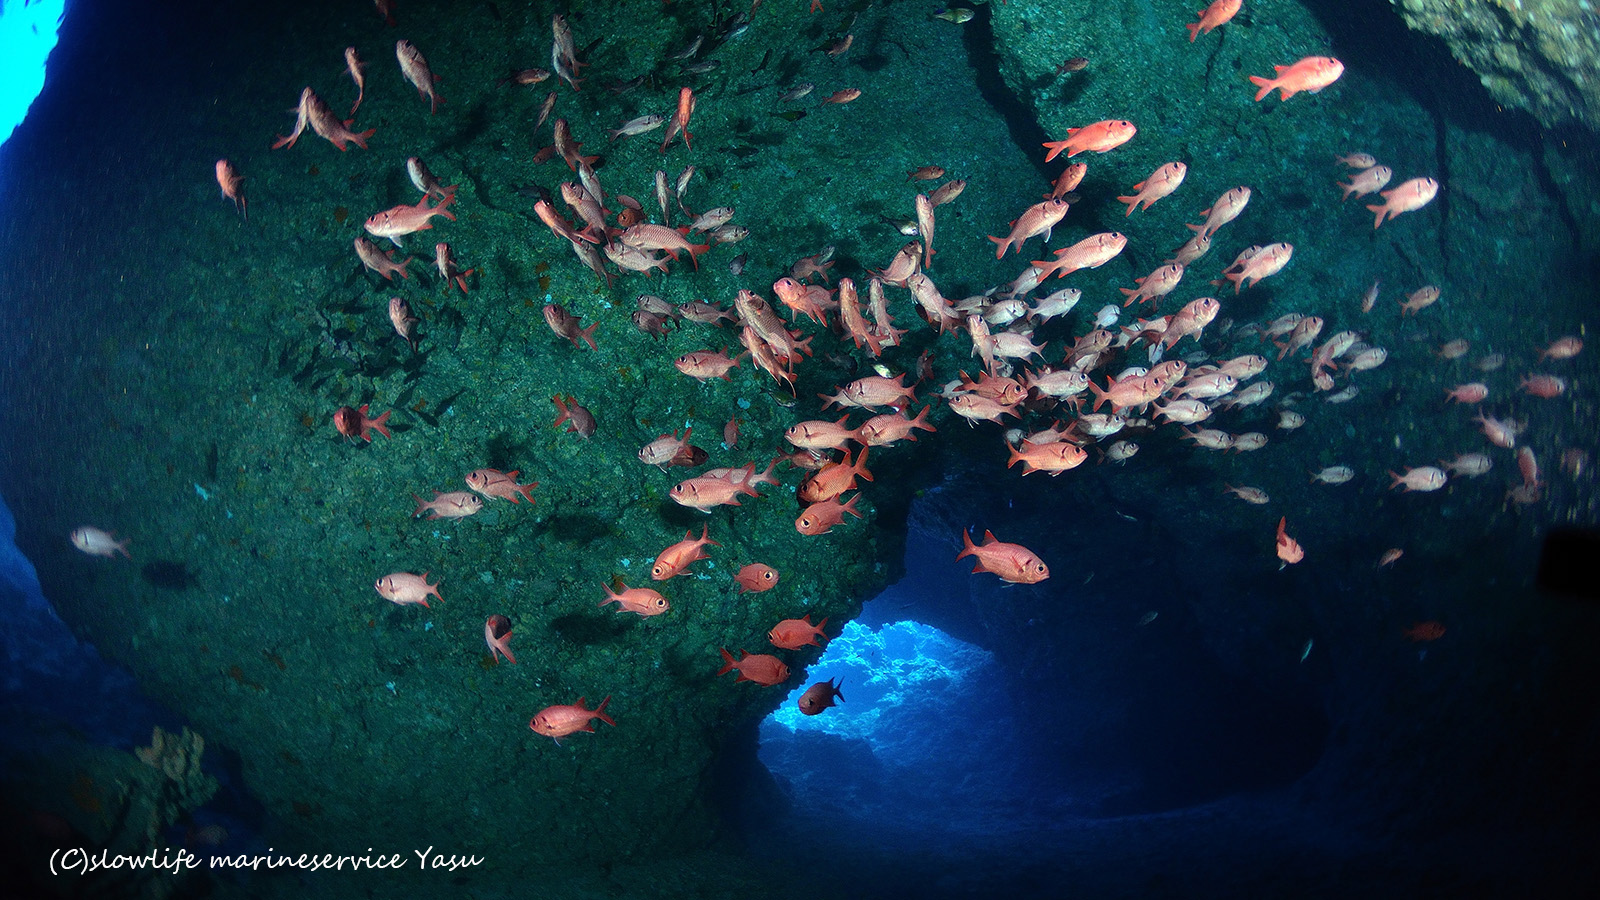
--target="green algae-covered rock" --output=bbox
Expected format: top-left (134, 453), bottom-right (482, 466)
top-left (1392, 0), bottom-right (1600, 133)
top-left (0, 0), bottom-right (1029, 892)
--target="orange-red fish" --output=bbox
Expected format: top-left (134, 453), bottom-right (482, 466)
top-left (651, 525), bottom-right (719, 580)
top-left (465, 468), bottom-right (538, 503)
top-left (769, 614), bottom-right (829, 650)
top-left (796, 493), bottom-right (863, 536)
top-left (734, 563), bottom-right (780, 593)
top-left (957, 529), bottom-right (1049, 583)
top-left (550, 394), bottom-right (596, 438)
top-left (1275, 517), bottom-right (1304, 567)
top-left (214, 160), bottom-right (246, 218)
top-left (661, 86), bottom-right (696, 152)
top-left (598, 580), bottom-right (670, 616)
top-left (396, 40), bottom-right (444, 113)
top-left (1185, 0), bottom-right (1241, 41)
top-left (530, 696), bottom-right (614, 743)
top-left (1367, 177), bottom-right (1438, 229)
top-left (716, 649), bottom-right (789, 685)
top-left (1249, 56), bottom-right (1344, 101)
top-left (485, 614), bottom-right (516, 663)
top-left (1117, 162), bottom-right (1185, 216)
top-left (1042, 119), bottom-right (1136, 160)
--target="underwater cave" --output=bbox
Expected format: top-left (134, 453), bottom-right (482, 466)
top-left (3, 0), bottom-right (1600, 898)
top-left (753, 479), bottom-right (1331, 850)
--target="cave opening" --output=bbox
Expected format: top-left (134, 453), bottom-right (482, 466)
top-left (0, 0), bottom-right (67, 149)
top-left (757, 479), bottom-right (1332, 844)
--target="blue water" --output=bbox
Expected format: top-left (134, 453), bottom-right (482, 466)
top-left (0, 0), bottom-right (149, 749)
top-left (0, 0), bottom-right (66, 147)
top-left (0, 489), bottom-right (170, 752)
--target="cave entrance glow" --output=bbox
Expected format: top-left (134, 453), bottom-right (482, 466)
top-left (0, 0), bottom-right (67, 148)
top-left (758, 618), bottom-right (1041, 830)
top-left (757, 480), bottom-right (1331, 832)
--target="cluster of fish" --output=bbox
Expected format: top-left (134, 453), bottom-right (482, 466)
top-left (71, 0), bottom-right (1590, 757)
top-left (282, 6), bottom-right (878, 743)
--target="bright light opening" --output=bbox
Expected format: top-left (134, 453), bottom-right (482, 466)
top-left (759, 620), bottom-right (1029, 828)
top-left (0, 0), bottom-right (67, 148)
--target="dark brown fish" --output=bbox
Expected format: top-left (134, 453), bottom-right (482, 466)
top-left (636, 293), bottom-right (676, 316)
top-left (668, 445), bottom-right (709, 467)
top-left (543, 303), bottom-right (598, 350)
top-left (632, 310), bottom-right (675, 338)
top-left (1056, 57), bottom-right (1089, 74)
top-left (498, 68), bottom-right (551, 87)
top-left (551, 394), bottom-right (596, 438)
top-left (680, 300), bottom-right (734, 325)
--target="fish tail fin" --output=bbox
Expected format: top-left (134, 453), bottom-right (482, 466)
top-left (1248, 76), bottom-right (1275, 102)
top-left (956, 528), bottom-right (977, 561)
top-left (716, 648), bottom-right (737, 677)
top-left (593, 695), bottom-right (616, 727)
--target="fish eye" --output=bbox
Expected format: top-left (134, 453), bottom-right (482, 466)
top-left (656, 598), bottom-right (667, 608)
top-left (763, 571), bottom-right (775, 581)
top-left (800, 517), bottom-right (813, 527)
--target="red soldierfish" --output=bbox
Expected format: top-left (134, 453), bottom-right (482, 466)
top-left (1367, 177), bottom-right (1438, 229)
top-left (1042, 120), bottom-right (1136, 160)
top-left (769, 615), bottom-right (829, 650)
top-left (71, 526), bottom-right (131, 559)
top-left (485, 615), bottom-right (516, 663)
top-left (375, 572), bottom-right (440, 607)
top-left (364, 193), bottom-right (456, 246)
top-left (530, 696), bottom-right (614, 743)
top-left (1249, 56), bottom-right (1344, 101)
top-left (344, 47), bottom-right (367, 116)
top-left (1117, 162), bottom-right (1185, 216)
top-left (387, 297), bottom-right (420, 349)
top-left (956, 529), bottom-right (1049, 583)
top-left (661, 86), bottom-right (696, 152)
top-left (1275, 518), bottom-right (1304, 567)
top-left (214, 160), bottom-right (246, 218)
top-left (356, 237), bottom-right (413, 281)
top-left (1185, 0), bottom-right (1240, 41)
top-left (396, 40), bottom-right (443, 113)
top-left (716, 649), bottom-right (789, 686)
top-left (598, 581), bottom-right (670, 616)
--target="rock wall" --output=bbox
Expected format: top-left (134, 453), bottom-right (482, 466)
top-left (1391, 0), bottom-right (1600, 133)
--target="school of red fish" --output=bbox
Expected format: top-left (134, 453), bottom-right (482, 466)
top-left (72, 0), bottom-right (1588, 743)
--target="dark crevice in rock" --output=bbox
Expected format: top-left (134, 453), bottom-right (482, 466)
top-left (962, 3), bottom-right (1054, 186)
top-left (1431, 107), bottom-right (1453, 270)
top-left (1305, 0), bottom-right (1544, 140)
top-left (1530, 137), bottom-right (1587, 256)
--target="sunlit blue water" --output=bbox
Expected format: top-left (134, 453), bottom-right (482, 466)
top-left (0, 0), bottom-right (66, 147)
top-left (760, 618), bottom-right (1026, 828)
